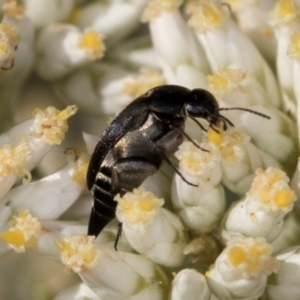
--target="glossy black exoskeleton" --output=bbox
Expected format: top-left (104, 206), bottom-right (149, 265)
top-left (86, 85), bottom-right (270, 249)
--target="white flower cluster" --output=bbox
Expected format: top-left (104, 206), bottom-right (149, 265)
top-left (0, 0), bottom-right (300, 300)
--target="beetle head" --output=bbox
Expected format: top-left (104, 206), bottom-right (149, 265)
top-left (186, 89), bottom-right (221, 125)
top-left (186, 88), bottom-right (270, 132)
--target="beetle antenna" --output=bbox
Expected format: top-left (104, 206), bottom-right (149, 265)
top-left (218, 107), bottom-right (271, 119)
top-left (189, 116), bottom-right (207, 132)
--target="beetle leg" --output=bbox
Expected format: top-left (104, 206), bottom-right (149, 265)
top-left (171, 126), bottom-right (209, 152)
top-left (114, 222), bottom-right (123, 250)
top-left (161, 153), bottom-right (198, 187)
top-left (189, 116), bottom-right (208, 132)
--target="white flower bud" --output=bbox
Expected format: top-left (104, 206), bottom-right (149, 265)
top-left (207, 237), bottom-right (279, 300)
top-left (0, 2), bottom-right (34, 84)
top-left (0, 140), bottom-right (31, 198)
top-left (23, 0), bottom-right (75, 27)
top-left (36, 24), bottom-right (105, 80)
top-left (286, 30), bottom-right (300, 139)
top-left (115, 188), bottom-right (188, 267)
top-left (60, 65), bottom-right (164, 115)
top-left (0, 210), bottom-right (43, 253)
top-left (270, 0), bottom-right (300, 116)
top-left (171, 141), bottom-right (225, 233)
top-left (271, 212), bottom-right (300, 253)
top-left (54, 283), bottom-right (100, 300)
top-left (0, 105), bottom-right (77, 171)
top-left (171, 269), bottom-right (211, 300)
top-left (142, 0), bottom-right (210, 88)
top-left (229, 0), bottom-right (276, 65)
top-left (206, 127), bottom-right (280, 195)
top-left (221, 167), bottom-right (297, 244)
top-left (207, 66), bottom-right (267, 108)
top-left (265, 245), bottom-right (300, 300)
top-left (110, 35), bottom-right (160, 69)
top-left (186, 0), bottom-right (281, 108)
top-left (56, 235), bottom-right (170, 300)
top-left (2, 150), bottom-right (88, 220)
top-left (75, 0), bottom-right (149, 44)
top-left (0, 22), bottom-right (19, 71)
top-left (207, 65), bottom-right (298, 172)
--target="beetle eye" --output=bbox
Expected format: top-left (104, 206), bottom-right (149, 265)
top-left (186, 102), bottom-right (208, 117)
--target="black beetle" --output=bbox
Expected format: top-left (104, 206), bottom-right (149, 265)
top-left (86, 85), bottom-right (269, 249)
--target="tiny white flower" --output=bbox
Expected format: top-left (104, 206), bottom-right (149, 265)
top-left (115, 188), bottom-right (188, 267)
top-left (36, 24), bottom-right (106, 80)
top-left (265, 245), bottom-right (300, 300)
top-left (171, 269), bottom-right (211, 300)
top-left (0, 22), bottom-right (19, 71)
top-left (221, 167), bottom-right (297, 244)
top-left (74, 0), bottom-right (149, 44)
top-left (56, 234), bottom-right (100, 273)
top-left (172, 141), bottom-right (225, 233)
top-left (54, 283), bottom-right (100, 300)
top-left (270, 0), bottom-right (300, 116)
top-left (206, 127), bottom-right (280, 195)
top-left (0, 1), bottom-right (34, 84)
top-left (186, 0), bottom-right (281, 108)
top-left (228, 0), bottom-right (277, 65)
top-left (142, 0), bottom-right (210, 88)
top-left (2, 149), bottom-right (88, 220)
top-left (207, 237), bottom-right (279, 300)
top-left (56, 236), bottom-right (170, 300)
top-left (23, 0), bottom-right (75, 28)
top-left (0, 210), bottom-right (43, 253)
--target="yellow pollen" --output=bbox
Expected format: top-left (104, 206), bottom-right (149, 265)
top-left (115, 188), bottom-right (164, 228)
top-left (3, 1), bottom-right (24, 19)
top-left (78, 31), bottom-right (106, 58)
top-left (182, 155), bottom-right (202, 173)
top-left (0, 141), bottom-right (30, 179)
top-left (274, 189), bottom-right (296, 208)
top-left (266, 168), bottom-right (285, 184)
top-left (221, 144), bottom-right (237, 161)
top-left (72, 161), bottom-right (88, 185)
top-left (245, 257), bottom-right (259, 273)
top-left (207, 128), bottom-right (223, 146)
top-left (141, 0), bottom-right (183, 22)
top-left (288, 31), bottom-right (300, 62)
top-left (207, 73), bottom-right (228, 92)
top-left (277, 0), bottom-right (294, 18)
top-left (31, 105), bottom-right (78, 145)
top-left (0, 23), bottom-right (20, 43)
top-left (138, 199), bottom-right (155, 212)
top-left (0, 229), bottom-right (25, 247)
top-left (202, 3), bottom-right (222, 26)
top-left (56, 235), bottom-right (99, 273)
top-left (259, 187), bottom-right (271, 205)
top-left (262, 27), bottom-right (273, 37)
top-left (0, 210), bottom-right (41, 252)
top-left (228, 246), bottom-right (247, 266)
top-left (58, 105), bottom-right (78, 120)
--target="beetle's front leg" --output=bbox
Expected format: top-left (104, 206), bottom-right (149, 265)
top-left (111, 158), bottom-right (158, 250)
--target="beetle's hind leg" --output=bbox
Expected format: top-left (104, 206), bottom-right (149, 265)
top-left (161, 153), bottom-right (198, 187)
